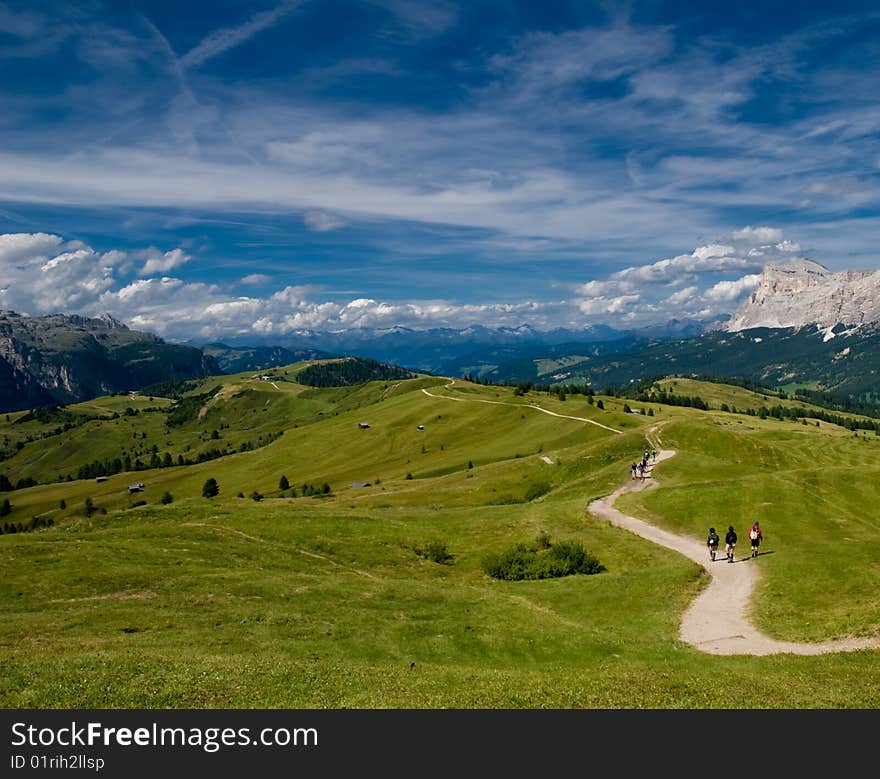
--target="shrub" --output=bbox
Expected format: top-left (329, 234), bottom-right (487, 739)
top-left (130, 500), bottom-right (147, 508)
top-left (596, 399), bottom-right (605, 409)
top-left (413, 540), bottom-right (454, 565)
top-left (481, 536), bottom-right (605, 581)
top-left (59, 499), bottom-right (66, 510)
top-left (160, 491), bottom-right (173, 505)
top-left (405, 472), bottom-right (413, 480)
top-left (251, 491), bottom-right (263, 502)
top-left (0, 498), bottom-right (10, 517)
top-left (524, 482), bottom-right (552, 502)
top-left (278, 475), bottom-right (290, 491)
top-left (202, 478), bottom-right (219, 498)
top-left (84, 497), bottom-right (95, 517)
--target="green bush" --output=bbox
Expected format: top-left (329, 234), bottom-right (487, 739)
top-left (413, 540), bottom-right (454, 565)
top-left (482, 536), bottom-right (605, 581)
top-left (202, 478), bottom-right (219, 498)
top-left (160, 491), bottom-right (173, 505)
top-left (524, 482), bottom-right (552, 502)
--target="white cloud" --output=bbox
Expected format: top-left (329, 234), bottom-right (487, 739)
top-left (139, 248), bottom-right (190, 275)
top-left (0, 232), bottom-right (63, 264)
top-left (179, 1), bottom-right (305, 70)
top-left (667, 286), bottom-right (699, 305)
top-left (730, 226), bottom-right (784, 244)
top-left (0, 228), bottom-right (803, 341)
top-left (303, 210), bottom-right (348, 231)
top-left (703, 274), bottom-right (762, 302)
top-left (240, 273), bottom-right (272, 285)
top-left (578, 294), bottom-right (640, 315)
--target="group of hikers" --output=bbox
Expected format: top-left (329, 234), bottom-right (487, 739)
top-left (707, 522), bottom-right (763, 563)
top-left (629, 447), bottom-right (657, 480)
top-left (626, 443), bottom-right (765, 564)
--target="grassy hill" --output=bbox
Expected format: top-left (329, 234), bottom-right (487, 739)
top-left (1, 367), bottom-right (878, 708)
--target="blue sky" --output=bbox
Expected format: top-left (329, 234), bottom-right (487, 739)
top-left (1, 0), bottom-right (878, 342)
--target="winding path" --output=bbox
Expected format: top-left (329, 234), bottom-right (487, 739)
top-left (420, 381), bottom-right (623, 435)
top-left (588, 436), bottom-right (880, 656)
top-left (418, 382), bottom-right (878, 655)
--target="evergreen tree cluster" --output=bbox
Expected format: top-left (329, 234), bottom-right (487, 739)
top-left (296, 358), bottom-right (414, 387)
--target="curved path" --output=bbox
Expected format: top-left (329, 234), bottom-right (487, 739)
top-left (421, 381), bottom-right (623, 435)
top-left (588, 435), bottom-right (880, 656)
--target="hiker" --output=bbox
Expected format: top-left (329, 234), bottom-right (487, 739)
top-left (724, 525), bottom-right (737, 563)
top-left (630, 463), bottom-right (637, 480)
top-left (749, 521), bottom-right (763, 558)
top-left (636, 462), bottom-right (643, 479)
top-left (651, 448), bottom-right (657, 461)
top-left (707, 527), bottom-right (720, 561)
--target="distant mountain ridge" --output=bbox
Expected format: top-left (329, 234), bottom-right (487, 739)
top-left (0, 310), bottom-right (220, 412)
top-left (199, 319), bottom-right (715, 374)
top-left (201, 342), bottom-right (333, 374)
top-left (456, 323), bottom-right (880, 397)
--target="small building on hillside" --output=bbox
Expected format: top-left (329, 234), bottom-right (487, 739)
top-left (128, 482), bottom-right (145, 494)
top-left (358, 422), bottom-right (370, 429)
top-left (417, 425), bottom-right (424, 430)
top-left (351, 481), bottom-right (371, 489)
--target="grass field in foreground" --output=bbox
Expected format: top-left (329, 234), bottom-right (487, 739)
top-left (1, 375), bottom-right (878, 708)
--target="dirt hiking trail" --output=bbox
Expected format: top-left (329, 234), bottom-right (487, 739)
top-left (588, 432), bottom-right (880, 656)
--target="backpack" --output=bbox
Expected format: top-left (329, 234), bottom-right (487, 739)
top-left (749, 528), bottom-right (759, 540)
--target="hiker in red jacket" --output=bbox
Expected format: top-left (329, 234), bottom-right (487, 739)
top-left (749, 522), bottom-right (763, 558)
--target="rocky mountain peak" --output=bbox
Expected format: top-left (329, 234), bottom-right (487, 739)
top-left (725, 258), bottom-right (880, 332)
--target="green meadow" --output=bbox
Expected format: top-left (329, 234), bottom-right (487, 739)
top-left (1, 371), bottom-right (879, 708)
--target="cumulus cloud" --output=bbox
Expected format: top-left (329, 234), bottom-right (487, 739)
top-left (730, 226), bottom-right (784, 244)
top-left (139, 248), bottom-right (190, 275)
top-left (0, 232), bottom-right (63, 264)
top-left (703, 274), bottom-right (762, 302)
top-left (578, 294), bottom-right (640, 315)
top-left (0, 226), bottom-right (802, 342)
top-left (572, 227), bottom-right (805, 325)
top-left (667, 286), bottom-right (699, 305)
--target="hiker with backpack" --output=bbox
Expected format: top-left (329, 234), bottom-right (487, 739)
top-left (749, 522), bottom-right (763, 558)
top-left (724, 525), bottom-right (737, 563)
top-left (707, 527), bottom-right (720, 561)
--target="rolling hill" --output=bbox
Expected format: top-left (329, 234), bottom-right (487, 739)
top-left (1, 362), bottom-right (879, 708)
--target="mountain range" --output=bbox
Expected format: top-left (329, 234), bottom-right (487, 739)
top-left (5, 258), bottom-right (880, 412)
top-left (0, 311), bottom-right (218, 413)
